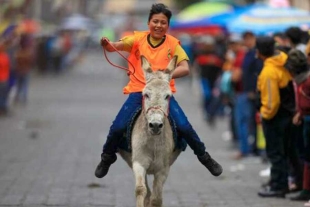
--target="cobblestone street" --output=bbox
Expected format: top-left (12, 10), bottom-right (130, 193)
top-left (0, 51), bottom-right (304, 207)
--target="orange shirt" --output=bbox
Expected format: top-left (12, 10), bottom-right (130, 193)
top-left (0, 52), bottom-right (10, 82)
top-left (122, 31), bottom-right (184, 94)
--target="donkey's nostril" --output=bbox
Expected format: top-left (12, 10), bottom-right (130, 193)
top-left (149, 123), bottom-right (163, 130)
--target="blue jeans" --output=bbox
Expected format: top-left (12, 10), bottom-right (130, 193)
top-left (15, 74), bottom-right (29, 103)
top-left (234, 93), bottom-right (256, 155)
top-left (103, 92), bottom-right (206, 156)
top-left (200, 78), bottom-right (222, 118)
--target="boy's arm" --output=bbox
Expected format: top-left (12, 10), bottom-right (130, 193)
top-left (172, 60), bottom-right (190, 79)
top-left (171, 44), bottom-right (190, 79)
top-left (258, 73), bottom-right (280, 120)
top-left (101, 38), bottom-right (124, 52)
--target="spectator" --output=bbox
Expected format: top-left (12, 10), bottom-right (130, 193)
top-left (222, 33), bottom-right (246, 158)
top-left (0, 25), bottom-right (19, 112)
top-left (36, 35), bottom-right (49, 74)
top-left (193, 35), bottom-right (223, 126)
top-left (285, 27), bottom-right (307, 193)
top-left (0, 37), bottom-right (10, 115)
top-left (256, 36), bottom-right (300, 198)
top-left (284, 49), bottom-right (310, 201)
top-left (14, 34), bottom-right (35, 104)
top-left (233, 31), bottom-right (263, 159)
top-left (285, 27), bottom-right (307, 55)
top-left (273, 32), bottom-right (291, 53)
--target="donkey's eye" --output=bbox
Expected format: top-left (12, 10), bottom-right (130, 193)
top-left (165, 95), bottom-right (170, 100)
top-left (144, 94), bottom-right (150, 99)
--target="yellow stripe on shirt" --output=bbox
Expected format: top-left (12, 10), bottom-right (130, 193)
top-left (121, 34), bottom-right (189, 64)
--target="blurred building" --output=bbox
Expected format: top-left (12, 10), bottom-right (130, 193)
top-left (103, 0), bottom-right (174, 15)
top-left (27, 0), bottom-right (176, 25)
top-left (291, 0), bottom-right (310, 10)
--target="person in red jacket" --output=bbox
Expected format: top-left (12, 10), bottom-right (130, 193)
top-left (285, 49), bottom-right (310, 201)
top-left (0, 37), bottom-right (10, 115)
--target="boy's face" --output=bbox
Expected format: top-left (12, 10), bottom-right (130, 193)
top-left (243, 35), bottom-right (256, 49)
top-left (148, 13), bottom-right (169, 40)
top-left (229, 42), bottom-right (242, 52)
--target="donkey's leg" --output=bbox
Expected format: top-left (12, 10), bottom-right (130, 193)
top-left (133, 162), bottom-right (147, 207)
top-left (144, 174), bottom-right (151, 207)
top-left (150, 168), bottom-right (169, 207)
top-left (169, 150), bottom-right (181, 166)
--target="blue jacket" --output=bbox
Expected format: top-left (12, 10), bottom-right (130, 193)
top-left (241, 48), bottom-right (263, 93)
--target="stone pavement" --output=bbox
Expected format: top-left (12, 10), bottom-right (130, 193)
top-left (0, 51), bottom-right (305, 207)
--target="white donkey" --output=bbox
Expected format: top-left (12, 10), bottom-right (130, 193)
top-left (118, 55), bottom-right (181, 207)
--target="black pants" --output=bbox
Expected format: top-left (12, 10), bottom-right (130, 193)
top-left (262, 111), bottom-right (301, 190)
top-left (289, 124), bottom-right (304, 187)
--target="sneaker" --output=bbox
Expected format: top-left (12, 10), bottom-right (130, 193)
top-left (258, 185), bottom-right (286, 198)
top-left (94, 153), bottom-right (117, 178)
top-left (197, 152), bottom-right (223, 176)
top-left (290, 190), bottom-right (310, 201)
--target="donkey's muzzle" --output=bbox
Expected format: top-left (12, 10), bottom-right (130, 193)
top-left (149, 122), bottom-right (163, 135)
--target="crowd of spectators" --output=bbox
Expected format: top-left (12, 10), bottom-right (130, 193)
top-left (0, 20), bottom-right (89, 117)
top-left (180, 26), bottom-right (310, 205)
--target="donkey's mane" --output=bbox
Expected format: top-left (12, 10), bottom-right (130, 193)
top-left (146, 70), bottom-right (170, 84)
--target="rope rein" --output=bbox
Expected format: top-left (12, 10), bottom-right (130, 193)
top-left (142, 96), bottom-right (170, 117)
top-left (101, 38), bottom-right (145, 84)
top-left (145, 106), bottom-right (169, 117)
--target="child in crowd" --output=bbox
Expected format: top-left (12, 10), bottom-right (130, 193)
top-left (284, 49), bottom-right (310, 202)
top-left (256, 37), bottom-right (300, 198)
top-left (14, 34), bottom-right (35, 104)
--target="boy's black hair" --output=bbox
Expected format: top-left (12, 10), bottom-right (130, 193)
top-left (242, 31), bottom-right (255, 39)
top-left (273, 32), bottom-right (287, 40)
top-left (148, 3), bottom-right (172, 25)
top-left (285, 49), bottom-right (308, 75)
top-left (285, 27), bottom-right (303, 45)
top-left (256, 36), bottom-right (275, 57)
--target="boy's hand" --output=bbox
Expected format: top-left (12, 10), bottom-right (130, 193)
top-left (292, 112), bottom-right (302, 125)
top-left (100, 37), bottom-right (109, 47)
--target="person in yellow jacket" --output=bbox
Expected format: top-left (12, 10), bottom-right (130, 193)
top-left (94, 3), bottom-right (223, 179)
top-left (256, 36), bottom-right (300, 198)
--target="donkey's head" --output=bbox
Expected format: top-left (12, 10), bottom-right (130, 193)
top-left (141, 55), bottom-right (178, 135)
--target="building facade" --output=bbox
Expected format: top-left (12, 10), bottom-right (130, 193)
top-left (291, 0), bottom-right (310, 10)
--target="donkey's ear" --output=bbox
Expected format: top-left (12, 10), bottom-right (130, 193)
top-left (165, 55), bottom-right (178, 74)
top-left (141, 55), bottom-right (153, 81)
top-left (163, 55), bottom-right (178, 82)
top-left (141, 55), bottom-right (152, 73)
